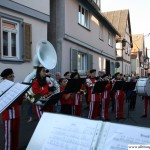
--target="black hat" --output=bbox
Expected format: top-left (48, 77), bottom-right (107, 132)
top-left (64, 71), bottom-right (70, 77)
top-left (101, 74), bottom-right (108, 78)
top-left (114, 72), bottom-right (120, 77)
top-left (70, 72), bottom-right (78, 79)
top-left (1, 68), bottom-right (14, 78)
top-left (90, 69), bottom-right (96, 73)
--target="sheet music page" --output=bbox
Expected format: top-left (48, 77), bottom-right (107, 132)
top-left (97, 122), bottom-right (150, 150)
top-left (27, 113), bottom-right (103, 150)
top-left (0, 79), bottom-right (14, 96)
top-left (0, 83), bottom-right (29, 113)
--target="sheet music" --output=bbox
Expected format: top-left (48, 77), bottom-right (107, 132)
top-left (0, 83), bottom-right (29, 113)
top-left (27, 113), bottom-right (103, 150)
top-left (0, 79), bottom-right (14, 96)
top-left (97, 122), bottom-right (150, 150)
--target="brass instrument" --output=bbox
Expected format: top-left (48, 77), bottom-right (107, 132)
top-left (79, 89), bottom-right (87, 95)
top-left (24, 40), bottom-right (57, 104)
top-left (26, 91), bottom-right (41, 103)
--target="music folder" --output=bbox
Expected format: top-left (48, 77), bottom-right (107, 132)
top-left (111, 80), bottom-right (125, 91)
top-left (92, 81), bottom-right (108, 94)
top-left (41, 91), bottom-right (64, 111)
top-left (64, 79), bottom-right (84, 93)
top-left (0, 82), bottom-right (31, 113)
top-left (27, 112), bottom-right (150, 150)
top-left (123, 82), bottom-right (136, 91)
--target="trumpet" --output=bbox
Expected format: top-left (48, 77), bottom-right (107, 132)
top-left (79, 89), bottom-right (87, 95)
top-left (26, 91), bottom-right (41, 103)
top-left (86, 78), bottom-right (95, 87)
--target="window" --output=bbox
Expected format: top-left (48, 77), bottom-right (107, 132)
top-left (0, 15), bottom-right (32, 62)
top-left (70, 49), bottom-right (93, 74)
top-left (99, 22), bottom-right (103, 40)
top-left (1, 18), bottom-right (20, 60)
top-left (78, 5), bottom-right (90, 29)
top-left (78, 52), bottom-right (87, 72)
top-left (108, 32), bottom-right (113, 46)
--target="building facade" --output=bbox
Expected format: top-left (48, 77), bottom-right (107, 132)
top-left (48, 0), bottom-right (120, 76)
top-left (131, 34), bottom-right (149, 76)
top-left (103, 9), bottom-right (132, 75)
top-left (0, 0), bottom-right (50, 82)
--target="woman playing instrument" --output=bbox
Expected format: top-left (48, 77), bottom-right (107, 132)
top-left (112, 72), bottom-right (125, 120)
top-left (100, 74), bottom-right (111, 121)
top-left (0, 68), bottom-right (23, 150)
top-left (59, 78), bottom-right (74, 115)
top-left (70, 72), bottom-right (84, 117)
top-left (32, 66), bottom-right (51, 120)
top-left (86, 69), bottom-right (100, 119)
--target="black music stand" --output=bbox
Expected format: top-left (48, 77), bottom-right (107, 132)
top-left (42, 79), bottom-right (84, 111)
top-left (92, 81), bottom-right (108, 94)
top-left (123, 82), bottom-right (137, 123)
top-left (111, 81), bottom-right (125, 91)
top-left (41, 91), bottom-right (64, 111)
top-left (64, 79), bottom-right (84, 93)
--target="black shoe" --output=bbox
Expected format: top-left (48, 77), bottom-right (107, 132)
top-left (120, 117), bottom-right (126, 120)
top-left (105, 119), bottom-right (111, 121)
top-left (115, 117), bottom-right (120, 120)
top-left (141, 115), bottom-right (147, 118)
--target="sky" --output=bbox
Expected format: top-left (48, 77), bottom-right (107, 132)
top-left (101, 0), bottom-right (150, 54)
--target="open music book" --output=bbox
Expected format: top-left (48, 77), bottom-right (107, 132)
top-left (27, 113), bottom-right (150, 150)
top-left (0, 80), bottom-right (30, 113)
top-left (0, 79), bottom-right (14, 96)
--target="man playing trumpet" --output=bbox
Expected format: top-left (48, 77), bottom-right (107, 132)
top-left (86, 69), bottom-right (100, 119)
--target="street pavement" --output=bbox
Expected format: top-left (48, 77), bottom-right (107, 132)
top-left (0, 95), bottom-right (150, 149)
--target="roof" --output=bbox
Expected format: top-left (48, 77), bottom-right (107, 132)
top-left (102, 9), bottom-right (132, 42)
top-left (132, 34), bottom-right (144, 51)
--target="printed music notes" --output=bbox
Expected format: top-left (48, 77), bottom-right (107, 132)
top-left (27, 113), bottom-right (150, 150)
top-left (0, 83), bottom-right (30, 113)
top-left (0, 79), bottom-right (14, 96)
top-left (27, 113), bottom-right (102, 150)
top-left (97, 122), bottom-right (150, 150)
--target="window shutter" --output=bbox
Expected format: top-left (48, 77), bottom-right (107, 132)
top-left (23, 22), bottom-right (32, 61)
top-left (87, 53), bottom-right (93, 70)
top-left (0, 17), bottom-right (1, 58)
top-left (70, 48), bottom-right (78, 71)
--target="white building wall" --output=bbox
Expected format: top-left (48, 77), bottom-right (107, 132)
top-left (62, 40), bottom-right (115, 76)
top-left (12, 0), bottom-right (50, 15)
top-left (0, 8), bottom-right (48, 82)
top-left (65, 0), bottom-right (116, 59)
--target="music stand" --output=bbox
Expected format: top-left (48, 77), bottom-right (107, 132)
top-left (111, 81), bottom-right (125, 91)
top-left (92, 81), bottom-right (108, 94)
top-left (41, 91), bottom-right (64, 111)
top-left (64, 79), bottom-right (83, 93)
top-left (123, 82), bottom-right (137, 123)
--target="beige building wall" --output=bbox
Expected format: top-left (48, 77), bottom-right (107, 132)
top-left (12, 0), bottom-right (50, 15)
top-left (62, 0), bottom-right (116, 75)
top-left (0, 7), bottom-right (48, 82)
top-left (65, 0), bottom-right (116, 58)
